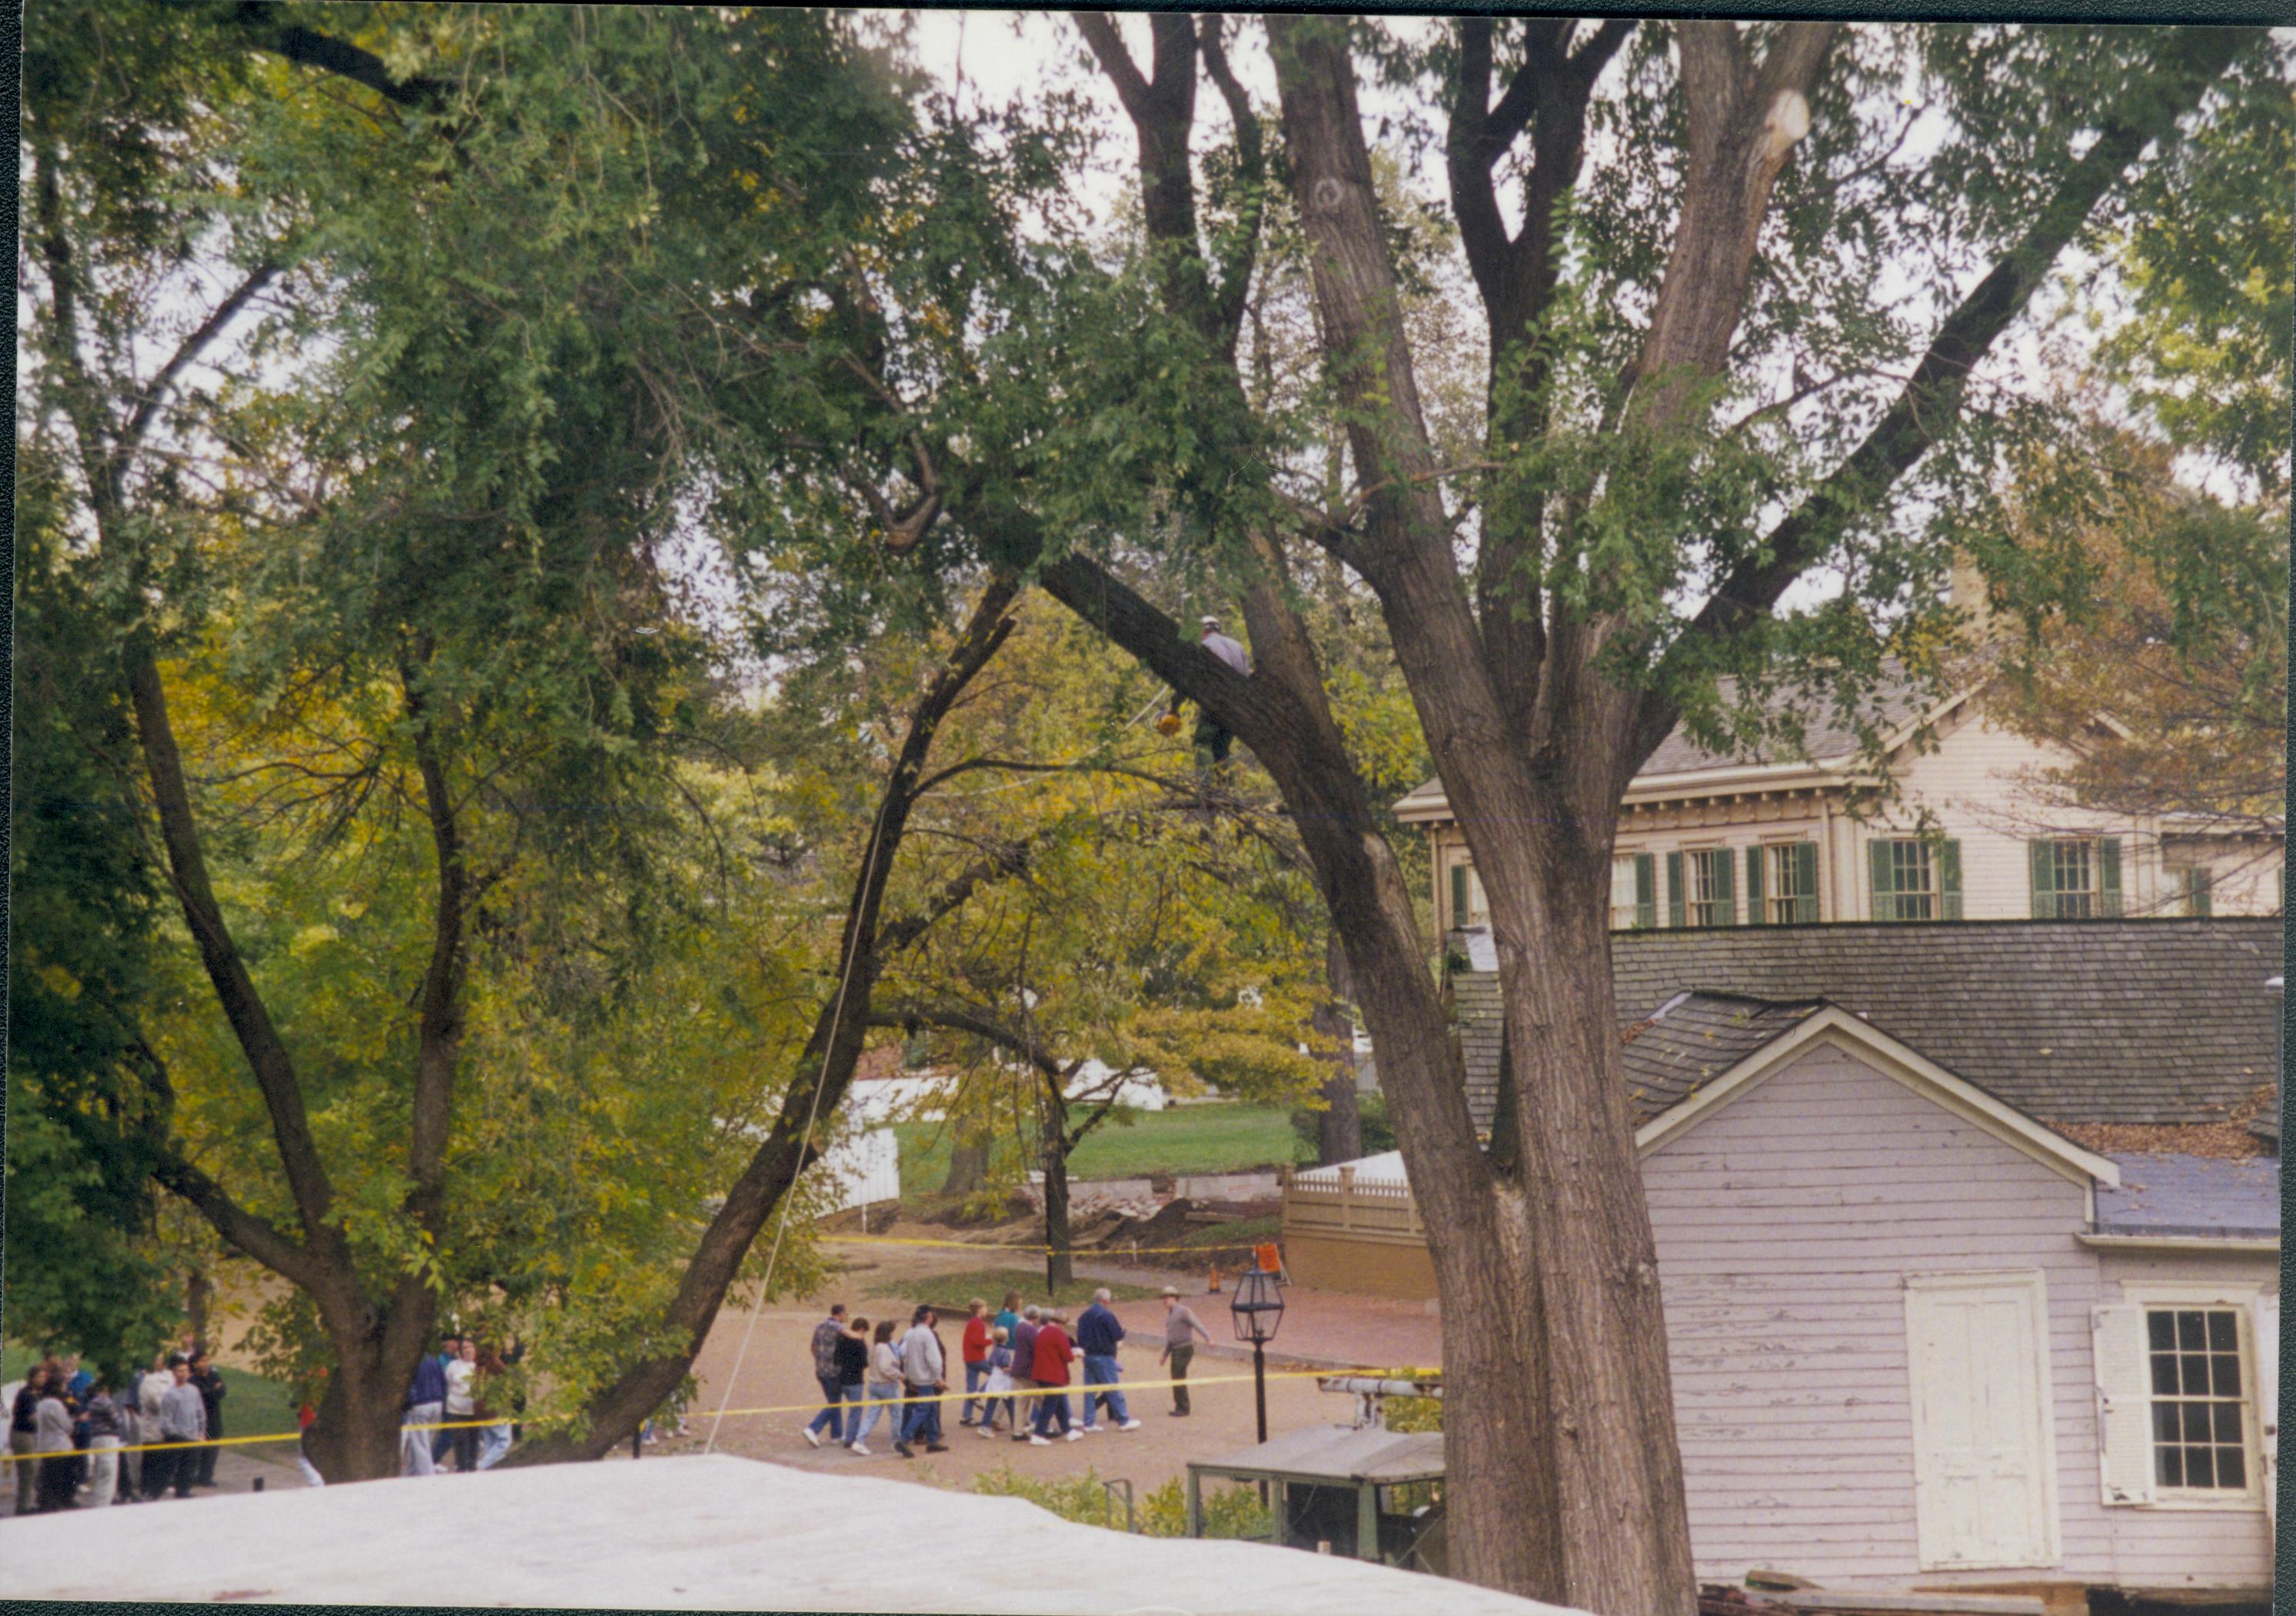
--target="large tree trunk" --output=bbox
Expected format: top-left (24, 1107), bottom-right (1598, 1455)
top-left (941, 1126), bottom-right (992, 1201)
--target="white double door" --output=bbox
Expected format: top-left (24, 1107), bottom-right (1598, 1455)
top-left (1904, 1271), bottom-right (2061, 1571)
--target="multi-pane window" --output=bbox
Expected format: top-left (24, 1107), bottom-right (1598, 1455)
top-left (2175, 865), bottom-right (2214, 918)
top-left (2051, 841), bottom-right (2096, 918)
top-left (1611, 855), bottom-right (1655, 930)
top-left (2031, 836), bottom-right (2121, 918)
top-left (1765, 843), bottom-right (1815, 924)
top-left (1448, 858), bottom-right (1488, 930)
top-left (1879, 839), bottom-right (1936, 921)
top-left (2147, 1308), bottom-right (2250, 1492)
top-left (1683, 848), bottom-right (1734, 927)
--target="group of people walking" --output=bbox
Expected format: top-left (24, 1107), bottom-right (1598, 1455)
top-left (7, 1349), bottom-right (225, 1514)
top-left (800, 1285), bottom-right (1213, 1458)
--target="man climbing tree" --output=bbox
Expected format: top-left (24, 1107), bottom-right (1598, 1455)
top-left (1163, 615), bottom-right (1253, 771)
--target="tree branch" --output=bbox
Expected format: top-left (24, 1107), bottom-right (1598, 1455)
top-left (1642, 25), bottom-right (2263, 761)
top-left (230, 2), bottom-right (446, 109)
top-left (401, 650), bottom-right (467, 1234)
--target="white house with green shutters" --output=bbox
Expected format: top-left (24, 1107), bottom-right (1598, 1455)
top-left (1397, 671), bottom-right (2282, 935)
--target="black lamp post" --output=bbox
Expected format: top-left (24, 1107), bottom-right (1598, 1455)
top-left (1230, 1268), bottom-right (1286, 1444)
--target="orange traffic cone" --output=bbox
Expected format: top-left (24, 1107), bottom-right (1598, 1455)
top-left (1209, 1266), bottom-right (1223, 1294)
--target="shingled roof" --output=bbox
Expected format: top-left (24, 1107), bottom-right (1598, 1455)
top-left (1448, 918), bottom-right (2281, 1135)
top-left (1621, 992), bottom-right (1826, 1123)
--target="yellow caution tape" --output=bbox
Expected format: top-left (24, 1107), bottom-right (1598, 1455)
top-left (820, 1232), bottom-right (1276, 1258)
top-left (5, 1364), bottom-right (1443, 1464)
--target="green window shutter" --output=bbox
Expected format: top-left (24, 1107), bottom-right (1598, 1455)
top-left (1745, 846), bottom-right (1768, 925)
top-left (1666, 851), bottom-right (1685, 929)
top-left (1868, 840), bottom-right (1894, 922)
top-left (1794, 841), bottom-right (1819, 923)
top-left (1940, 838), bottom-right (1963, 921)
top-left (1450, 862), bottom-right (1469, 930)
top-left (1712, 847), bottom-right (1736, 924)
top-left (1633, 853), bottom-right (1655, 930)
top-left (2098, 837), bottom-right (2121, 917)
top-left (2029, 841), bottom-right (2056, 920)
top-left (2188, 866), bottom-right (2214, 917)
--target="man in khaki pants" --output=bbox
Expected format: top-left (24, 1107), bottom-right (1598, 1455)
top-left (1157, 1288), bottom-right (1211, 1417)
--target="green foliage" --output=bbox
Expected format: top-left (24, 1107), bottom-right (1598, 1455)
top-left (5, 452), bottom-right (183, 1378)
top-left (971, 1464), bottom-right (1272, 1541)
top-left (1289, 1091), bottom-right (1396, 1165)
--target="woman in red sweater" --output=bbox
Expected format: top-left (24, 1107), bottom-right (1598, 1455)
top-left (959, 1299), bottom-right (994, 1429)
top-left (1027, 1311), bottom-right (1080, 1444)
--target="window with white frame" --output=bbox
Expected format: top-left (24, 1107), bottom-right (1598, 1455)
top-left (2051, 840), bottom-right (2097, 918)
top-left (2146, 1305), bottom-right (2252, 1493)
top-left (1880, 839), bottom-right (1937, 921)
top-left (2031, 835), bottom-right (2122, 918)
top-left (1683, 848), bottom-right (1733, 927)
top-left (1447, 856), bottom-right (1488, 930)
top-left (1610, 857), bottom-right (1638, 930)
top-left (1763, 841), bottom-right (1817, 924)
top-left (2172, 865), bottom-right (2214, 917)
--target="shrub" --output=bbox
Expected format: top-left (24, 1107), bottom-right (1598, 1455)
top-left (1288, 1090), bottom-right (1395, 1164)
top-left (968, 1465), bottom-right (1270, 1540)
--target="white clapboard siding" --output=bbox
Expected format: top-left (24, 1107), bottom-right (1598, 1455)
top-left (1643, 1042), bottom-right (2108, 1590)
top-left (2090, 1248), bottom-right (2280, 1587)
top-left (1645, 1041), bottom-right (2274, 1593)
top-left (815, 1126), bottom-right (900, 1214)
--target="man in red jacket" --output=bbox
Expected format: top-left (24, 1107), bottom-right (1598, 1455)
top-left (1027, 1311), bottom-right (1080, 1444)
top-left (958, 1298), bottom-right (993, 1428)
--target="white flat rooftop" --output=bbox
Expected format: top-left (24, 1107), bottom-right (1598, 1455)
top-left (0, 1451), bottom-right (1582, 1615)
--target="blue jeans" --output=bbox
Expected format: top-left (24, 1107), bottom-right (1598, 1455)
top-left (961, 1361), bottom-right (991, 1423)
top-left (1081, 1354), bottom-right (1130, 1427)
top-left (806, 1374), bottom-right (845, 1441)
top-left (898, 1384), bottom-right (943, 1445)
top-left (847, 1384), bottom-right (900, 1445)
top-left (1031, 1389), bottom-right (1072, 1437)
top-left (476, 1423), bottom-right (512, 1471)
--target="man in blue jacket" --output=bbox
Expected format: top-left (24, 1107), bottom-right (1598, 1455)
top-left (401, 1344), bottom-right (448, 1476)
top-left (1075, 1289), bottom-right (1143, 1433)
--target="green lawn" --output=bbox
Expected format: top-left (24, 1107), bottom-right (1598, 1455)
top-left (894, 1103), bottom-right (1297, 1199)
top-left (842, 1266), bottom-right (1166, 1311)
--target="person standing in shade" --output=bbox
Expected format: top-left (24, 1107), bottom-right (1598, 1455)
top-left (444, 1339), bottom-right (481, 1471)
top-left (401, 1342), bottom-right (448, 1477)
top-left (155, 1358), bottom-right (206, 1499)
top-left (1027, 1311), bottom-right (1080, 1444)
top-left (429, 1334), bottom-right (461, 1466)
top-left (800, 1304), bottom-right (850, 1448)
top-left (32, 1375), bottom-right (78, 1511)
top-left (993, 1290), bottom-right (1022, 1340)
top-left (8, 1362), bottom-right (48, 1516)
top-left (1157, 1287), bottom-right (1210, 1416)
top-left (958, 1299), bottom-right (993, 1428)
top-left (113, 1371), bottom-right (143, 1501)
top-left (473, 1345), bottom-right (514, 1471)
top-left (188, 1351), bottom-right (226, 1488)
top-left (81, 1375), bottom-right (123, 1509)
top-left (846, 1320), bottom-right (902, 1454)
top-left (1007, 1307), bottom-right (1043, 1443)
top-left (893, 1304), bottom-right (948, 1458)
top-left (1075, 1288), bottom-right (1143, 1433)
